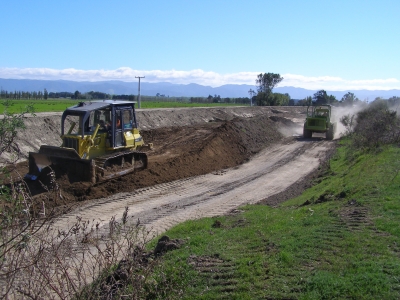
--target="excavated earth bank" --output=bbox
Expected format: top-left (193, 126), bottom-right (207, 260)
top-left (8, 106), bottom-right (309, 210)
top-left (3, 106), bottom-right (340, 216)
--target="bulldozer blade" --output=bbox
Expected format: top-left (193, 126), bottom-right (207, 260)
top-left (38, 145), bottom-right (82, 159)
top-left (27, 147), bottom-right (148, 184)
top-left (27, 147), bottom-right (95, 183)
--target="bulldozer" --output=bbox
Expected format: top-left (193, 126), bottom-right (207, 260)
top-left (303, 105), bottom-right (336, 140)
top-left (26, 100), bottom-right (151, 183)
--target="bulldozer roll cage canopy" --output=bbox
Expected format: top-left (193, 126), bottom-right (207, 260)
top-left (61, 100), bottom-right (139, 138)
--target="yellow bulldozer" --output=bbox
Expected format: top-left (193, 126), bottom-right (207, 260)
top-left (26, 100), bottom-right (151, 183)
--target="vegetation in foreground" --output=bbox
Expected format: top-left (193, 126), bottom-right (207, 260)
top-left (139, 140), bottom-right (400, 299)
top-left (124, 99), bottom-right (399, 299)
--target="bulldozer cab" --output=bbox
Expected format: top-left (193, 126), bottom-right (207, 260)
top-left (61, 100), bottom-right (139, 149)
top-left (307, 105), bottom-right (331, 120)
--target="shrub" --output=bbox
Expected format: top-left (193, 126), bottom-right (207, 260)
top-left (342, 99), bottom-right (400, 151)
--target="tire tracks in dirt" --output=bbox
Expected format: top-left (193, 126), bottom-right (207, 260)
top-left (51, 138), bottom-right (332, 237)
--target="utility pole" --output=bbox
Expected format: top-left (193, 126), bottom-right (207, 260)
top-left (135, 76), bottom-right (145, 108)
top-left (248, 89), bottom-right (255, 107)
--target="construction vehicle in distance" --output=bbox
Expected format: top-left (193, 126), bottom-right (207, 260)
top-left (303, 105), bottom-right (336, 140)
top-left (26, 100), bottom-right (151, 183)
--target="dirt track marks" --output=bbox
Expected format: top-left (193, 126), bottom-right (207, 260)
top-left (51, 139), bottom-right (332, 237)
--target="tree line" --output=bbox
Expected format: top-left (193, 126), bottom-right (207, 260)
top-left (0, 89), bottom-right (115, 100)
top-left (296, 90), bottom-right (400, 107)
top-left (2, 81), bottom-right (399, 107)
top-left (253, 72), bottom-right (400, 107)
top-left (0, 88), bottom-right (252, 104)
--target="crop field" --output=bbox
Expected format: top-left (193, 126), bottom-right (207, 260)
top-left (0, 99), bottom-right (79, 114)
top-left (0, 98), bottom-right (245, 114)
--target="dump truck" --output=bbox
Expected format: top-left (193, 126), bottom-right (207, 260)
top-left (26, 100), bottom-right (151, 183)
top-left (303, 105), bottom-right (336, 140)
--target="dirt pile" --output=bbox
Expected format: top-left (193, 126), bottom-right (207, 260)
top-left (15, 113), bottom-right (299, 209)
top-left (3, 106), bottom-right (306, 165)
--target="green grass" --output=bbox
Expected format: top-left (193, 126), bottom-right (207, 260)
top-left (143, 140), bottom-right (400, 299)
top-left (0, 99), bottom-right (245, 113)
top-left (0, 99), bottom-right (80, 114)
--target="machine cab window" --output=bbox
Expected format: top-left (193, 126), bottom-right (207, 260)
top-left (122, 110), bottom-right (133, 130)
top-left (90, 109), bottom-right (111, 132)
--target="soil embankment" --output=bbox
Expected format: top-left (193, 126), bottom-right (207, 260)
top-left (8, 106), bottom-right (308, 210)
top-left (11, 106), bottom-right (306, 161)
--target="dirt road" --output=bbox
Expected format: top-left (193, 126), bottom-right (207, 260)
top-left (51, 138), bottom-right (331, 237)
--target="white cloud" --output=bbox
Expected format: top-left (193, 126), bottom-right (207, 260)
top-left (0, 67), bottom-right (399, 90)
top-left (281, 73), bottom-right (400, 91)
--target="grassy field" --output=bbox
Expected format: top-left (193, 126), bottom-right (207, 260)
top-left (0, 99), bottom-right (245, 114)
top-left (0, 99), bottom-right (80, 114)
top-left (142, 141), bottom-right (400, 299)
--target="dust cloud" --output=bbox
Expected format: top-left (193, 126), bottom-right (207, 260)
top-left (331, 104), bottom-right (366, 139)
top-left (278, 124), bottom-right (303, 137)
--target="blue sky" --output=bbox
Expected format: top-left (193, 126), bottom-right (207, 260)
top-left (0, 0), bottom-right (399, 90)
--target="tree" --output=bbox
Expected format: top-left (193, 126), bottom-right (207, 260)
top-left (44, 88), bottom-right (48, 100)
top-left (313, 90), bottom-right (329, 105)
top-left (313, 90), bottom-right (338, 105)
top-left (255, 92), bottom-right (290, 106)
top-left (255, 92), bottom-right (268, 106)
top-left (298, 96), bottom-right (313, 106)
top-left (341, 92), bottom-right (358, 106)
top-left (74, 90), bottom-right (81, 100)
top-left (255, 73), bottom-right (283, 95)
top-left (213, 95), bottom-right (221, 103)
top-left (268, 93), bottom-right (290, 106)
top-left (388, 96), bottom-right (400, 107)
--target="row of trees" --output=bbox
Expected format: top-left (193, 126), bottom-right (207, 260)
top-left (253, 72), bottom-right (400, 107)
top-left (203, 94), bottom-right (251, 104)
top-left (2, 84), bottom-right (399, 107)
top-left (0, 89), bottom-right (49, 100)
top-left (0, 88), bottom-right (253, 105)
top-left (297, 90), bottom-right (360, 106)
top-left (297, 90), bottom-right (400, 107)
top-left (0, 89), bottom-right (114, 100)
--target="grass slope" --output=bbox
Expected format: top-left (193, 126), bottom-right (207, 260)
top-left (145, 141), bottom-right (400, 299)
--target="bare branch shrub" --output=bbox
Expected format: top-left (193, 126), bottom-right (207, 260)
top-left (1, 101), bottom-right (182, 299)
top-left (351, 99), bottom-right (400, 150)
top-left (0, 100), bottom-right (35, 163)
top-left (1, 198), bottom-right (161, 299)
top-left (340, 114), bottom-right (356, 136)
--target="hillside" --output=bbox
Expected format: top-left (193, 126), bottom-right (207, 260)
top-left (1, 78), bottom-right (400, 99)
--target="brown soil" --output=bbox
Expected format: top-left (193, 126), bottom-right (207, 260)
top-left (11, 114), bottom-right (298, 211)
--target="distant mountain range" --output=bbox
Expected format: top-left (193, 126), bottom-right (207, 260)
top-left (1, 78), bottom-right (399, 101)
